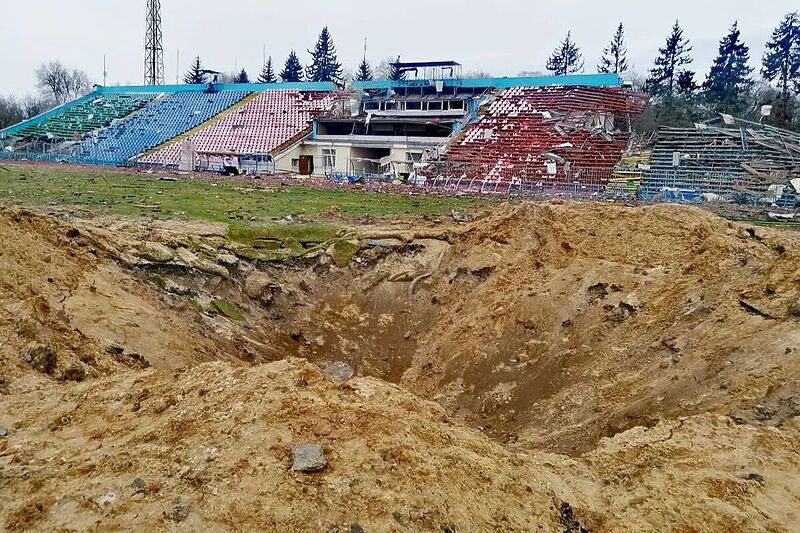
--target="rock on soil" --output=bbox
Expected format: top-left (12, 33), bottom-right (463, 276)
top-left (291, 443), bottom-right (327, 472)
top-left (324, 361), bottom-right (355, 383)
top-left (134, 242), bottom-right (175, 263)
top-left (61, 365), bottom-right (86, 382)
top-left (164, 500), bottom-right (191, 523)
top-left (20, 343), bottom-right (57, 375)
top-left (244, 271), bottom-right (275, 302)
top-left (216, 253), bottom-right (239, 267)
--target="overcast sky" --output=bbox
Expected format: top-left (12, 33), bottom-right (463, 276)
top-left (0, 1), bottom-right (797, 96)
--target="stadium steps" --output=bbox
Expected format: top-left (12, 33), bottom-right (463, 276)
top-left (137, 92), bottom-right (261, 160)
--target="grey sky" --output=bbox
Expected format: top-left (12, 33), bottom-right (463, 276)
top-left (0, 1), bottom-right (797, 97)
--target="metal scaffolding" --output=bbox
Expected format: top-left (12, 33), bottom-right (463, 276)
top-left (144, 0), bottom-right (165, 85)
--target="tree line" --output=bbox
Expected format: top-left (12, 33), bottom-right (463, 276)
top-left (0, 61), bottom-right (92, 130)
top-left (184, 27), bottom-right (407, 86)
top-left (545, 12), bottom-right (800, 130)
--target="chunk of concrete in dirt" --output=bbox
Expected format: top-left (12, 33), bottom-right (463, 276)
top-left (175, 247), bottom-right (199, 266)
top-left (194, 260), bottom-right (230, 279)
top-left (95, 492), bottom-right (117, 507)
top-left (134, 242), bottom-right (175, 263)
top-left (291, 444), bottom-right (327, 473)
top-left (245, 272), bottom-right (276, 302)
top-left (130, 477), bottom-right (147, 495)
top-left (621, 294), bottom-right (642, 311)
top-left (164, 500), bottom-right (191, 523)
top-left (0, 427), bottom-right (9, 437)
top-left (21, 343), bottom-right (57, 375)
top-left (216, 253), bottom-right (240, 268)
top-left (324, 361), bottom-right (355, 383)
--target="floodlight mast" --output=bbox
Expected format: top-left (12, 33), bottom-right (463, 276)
top-left (144, 0), bottom-right (165, 85)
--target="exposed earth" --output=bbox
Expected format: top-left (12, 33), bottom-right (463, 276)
top-left (1, 169), bottom-right (800, 531)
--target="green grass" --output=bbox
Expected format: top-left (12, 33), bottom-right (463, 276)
top-left (0, 164), bottom-right (488, 226)
top-left (228, 223), bottom-right (340, 246)
top-left (211, 298), bottom-right (245, 321)
top-left (748, 219), bottom-right (800, 230)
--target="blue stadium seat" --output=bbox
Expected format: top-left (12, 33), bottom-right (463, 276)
top-left (74, 90), bottom-right (250, 164)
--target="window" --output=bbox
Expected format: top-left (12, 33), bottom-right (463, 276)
top-left (427, 101), bottom-right (443, 111)
top-left (364, 102), bottom-right (379, 111)
top-left (405, 101), bottom-right (422, 111)
top-left (322, 149), bottom-right (336, 169)
top-left (291, 158), bottom-right (299, 169)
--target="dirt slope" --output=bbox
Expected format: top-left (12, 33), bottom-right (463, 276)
top-left (0, 208), bottom-right (247, 394)
top-left (2, 359), bottom-right (798, 532)
top-left (399, 203), bottom-right (800, 454)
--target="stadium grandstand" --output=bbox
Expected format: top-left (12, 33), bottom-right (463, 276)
top-left (139, 89), bottom-right (336, 172)
top-left (2, 58), bottom-right (798, 206)
top-left (1, 72), bottom-right (640, 183)
top-left (429, 85), bottom-right (647, 195)
top-left (0, 82), bottom-right (337, 168)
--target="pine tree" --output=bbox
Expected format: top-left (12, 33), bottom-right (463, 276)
top-left (598, 23), bottom-right (629, 74)
top-left (355, 57), bottom-right (373, 82)
top-left (389, 56), bottom-right (405, 81)
top-left (677, 70), bottom-right (698, 95)
top-left (234, 68), bottom-right (250, 84)
top-left (546, 32), bottom-right (584, 76)
top-left (704, 22), bottom-right (754, 112)
top-left (183, 56), bottom-right (206, 84)
top-left (761, 12), bottom-right (800, 104)
top-left (647, 21), bottom-right (693, 97)
top-left (258, 57), bottom-right (277, 83)
top-left (280, 50), bottom-right (304, 82)
top-left (355, 39), bottom-right (373, 82)
top-left (305, 27), bottom-right (343, 83)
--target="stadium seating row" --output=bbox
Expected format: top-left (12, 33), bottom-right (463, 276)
top-left (439, 86), bottom-right (645, 185)
top-left (139, 90), bottom-right (334, 165)
top-left (11, 93), bottom-right (156, 140)
top-left (74, 90), bottom-right (249, 164)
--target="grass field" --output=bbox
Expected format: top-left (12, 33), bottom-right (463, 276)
top-left (0, 163), bottom-right (488, 227)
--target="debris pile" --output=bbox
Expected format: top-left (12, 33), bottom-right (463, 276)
top-left (434, 86), bottom-right (647, 192)
top-left (642, 116), bottom-right (800, 204)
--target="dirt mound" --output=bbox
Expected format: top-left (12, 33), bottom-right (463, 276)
top-left (1, 359), bottom-right (797, 532)
top-left (2, 201), bottom-right (800, 531)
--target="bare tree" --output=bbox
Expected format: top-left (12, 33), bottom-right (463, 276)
top-left (463, 71), bottom-right (493, 79)
top-left (35, 61), bottom-right (91, 104)
top-left (65, 69), bottom-right (90, 100)
top-left (375, 56), bottom-right (399, 80)
top-left (0, 96), bottom-right (25, 129)
top-left (22, 95), bottom-right (52, 118)
top-left (36, 61), bottom-right (69, 103)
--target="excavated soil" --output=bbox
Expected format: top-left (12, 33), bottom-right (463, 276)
top-left (1, 202), bottom-right (800, 532)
